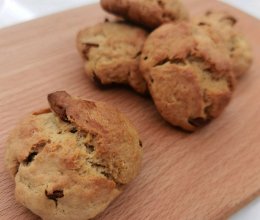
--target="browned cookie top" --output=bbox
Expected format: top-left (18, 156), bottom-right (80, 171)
top-left (140, 22), bottom-right (235, 131)
top-left (5, 91), bottom-right (143, 220)
top-left (194, 11), bottom-right (253, 78)
top-left (77, 22), bottom-right (148, 94)
top-left (101, 0), bottom-right (189, 29)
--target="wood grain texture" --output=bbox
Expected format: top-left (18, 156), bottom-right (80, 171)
top-left (0, 1), bottom-right (260, 219)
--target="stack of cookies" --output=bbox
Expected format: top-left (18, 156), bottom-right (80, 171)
top-left (77, 0), bottom-right (252, 131)
top-left (77, 0), bottom-right (189, 95)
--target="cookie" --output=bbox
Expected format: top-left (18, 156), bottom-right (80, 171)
top-left (101, 0), bottom-right (189, 29)
top-left (5, 91), bottom-right (143, 220)
top-left (194, 11), bottom-right (253, 78)
top-left (140, 22), bottom-right (235, 131)
top-left (77, 22), bottom-right (148, 94)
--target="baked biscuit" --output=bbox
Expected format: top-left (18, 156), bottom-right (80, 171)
top-left (77, 22), bottom-right (148, 94)
top-left (194, 11), bottom-right (253, 78)
top-left (140, 22), bottom-right (235, 131)
top-left (5, 91), bottom-right (143, 220)
top-left (101, 0), bottom-right (189, 29)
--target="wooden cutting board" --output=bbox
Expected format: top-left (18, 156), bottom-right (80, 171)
top-left (0, 1), bottom-right (260, 219)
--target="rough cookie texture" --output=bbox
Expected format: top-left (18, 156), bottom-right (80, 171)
top-left (194, 11), bottom-right (253, 78)
top-left (140, 22), bottom-right (235, 131)
top-left (101, 0), bottom-right (189, 29)
top-left (5, 91), bottom-right (143, 220)
top-left (77, 22), bottom-right (148, 94)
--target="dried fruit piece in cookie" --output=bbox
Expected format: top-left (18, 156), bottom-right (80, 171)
top-left (101, 0), bottom-right (189, 29)
top-left (5, 91), bottom-right (143, 220)
top-left (194, 11), bottom-right (253, 78)
top-left (77, 22), bottom-right (148, 94)
top-left (140, 22), bottom-right (235, 131)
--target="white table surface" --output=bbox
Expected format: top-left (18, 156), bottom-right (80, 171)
top-left (0, 0), bottom-right (259, 219)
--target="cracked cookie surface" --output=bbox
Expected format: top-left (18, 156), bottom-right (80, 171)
top-left (77, 22), bottom-right (148, 94)
top-left (194, 11), bottom-right (253, 78)
top-left (101, 0), bottom-right (189, 29)
top-left (140, 22), bottom-right (235, 131)
top-left (5, 91), bottom-right (143, 220)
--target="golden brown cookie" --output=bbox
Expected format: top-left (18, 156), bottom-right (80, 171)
top-left (140, 22), bottom-right (236, 131)
top-left (194, 11), bottom-right (253, 78)
top-left (101, 0), bottom-right (189, 29)
top-left (5, 91), bottom-right (143, 220)
top-left (77, 22), bottom-right (148, 94)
